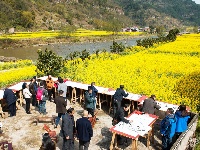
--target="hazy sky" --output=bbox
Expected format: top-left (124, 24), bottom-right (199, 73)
top-left (193, 0), bottom-right (200, 4)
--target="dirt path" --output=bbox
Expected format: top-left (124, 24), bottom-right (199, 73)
top-left (0, 99), bottom-right (162, 150)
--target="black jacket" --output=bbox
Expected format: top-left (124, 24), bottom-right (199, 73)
top-left (142, 98), bottom-right (161, 114)
top-left (113, 88), bottom-right (129, 101)
top-left (76, 117), bottom-right (93, 142)
top-left (61, 113), bottom-right (74, 139)
top-left (54, 96), bottom-right (67, 113)
top-left (3, 88), bottom-right (17, 106)
top-left (115, 107), bottom-right (130, 124)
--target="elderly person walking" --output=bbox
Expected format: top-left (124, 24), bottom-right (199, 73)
top-left (3, 88), bottom-right (17, 117)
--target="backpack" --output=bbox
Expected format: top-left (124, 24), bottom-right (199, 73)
top-left (36, 87), bottom-right (44, 100)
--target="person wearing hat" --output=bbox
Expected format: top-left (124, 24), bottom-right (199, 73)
top-left (113, 85), bottom-right (129, 116)
top-left (142, 94), bottom-right (161, 115)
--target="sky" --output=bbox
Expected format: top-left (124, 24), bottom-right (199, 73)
top-left (193, 0), bottom-right (200, 4)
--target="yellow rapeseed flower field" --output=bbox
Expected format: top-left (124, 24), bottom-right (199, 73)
top-left (64, 34), bottom-right (200, 111)
top-left (0, 66), bottom-right (36, 88)
top-left (0, 29), bottom-right (143, 39)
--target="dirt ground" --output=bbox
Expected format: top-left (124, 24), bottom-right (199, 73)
top-left (0, 98), bottom-right (163, 150)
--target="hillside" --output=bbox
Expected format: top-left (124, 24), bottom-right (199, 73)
top-left (116, 0), bottom-right (200, 28)
top-left (0, 0), bottom-right (133, 31)
top-left (0, 0), bottom-right (200, 32)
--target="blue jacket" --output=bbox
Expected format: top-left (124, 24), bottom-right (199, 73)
top-left (76, 117), bottom-right (93, 142)
top-left (84, 91), bottom-right (95, 109)
top-left (88, 85), bottom-right (98, 97)
top-left (175, 110), bottom-right (190, 133)
top-left (3, 88), bottom-right (17, 106)
top-left (160, 114), bottom-right (176, 138)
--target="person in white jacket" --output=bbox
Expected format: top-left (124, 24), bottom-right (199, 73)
top-left (22, 82), bottom-right (32, 114)
top-left (58, 78), bottom-right (67, 101)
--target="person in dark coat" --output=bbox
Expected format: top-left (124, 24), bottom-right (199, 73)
top-left (76, 110), bottom-right (93, 150)
top-left (67, 108), bottom-right (76, 137)
top-left (114, 103), bottom-right (133, 145)
top-left (85, 88), bottom-right (95, 117)
top-left (54, 90), bottom-right (67, 128)
top-left (142, 95), bottom-right (161, 114)
top-left (113, 85), bottom-right (129, 116)
top-left (61, 112), bottom-right (74, 150)
top-left (88, 82), bottom-right (98, 109)
top-left (29, 78), bottom-right (37, 107)
top-left (3, 88), bottom-right (17, 117)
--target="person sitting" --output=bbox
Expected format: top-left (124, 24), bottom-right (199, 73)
top-left (160, 108), bottom-right (176, 150)
top-left (175, 105), bottom-right (190, 139)
top-left (40, 133), bottom-right (56, 150)
top-left (142, 94), bottom-right (160, 115)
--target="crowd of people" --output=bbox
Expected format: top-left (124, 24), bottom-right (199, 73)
top-left (2, 76), bottom-right (191, 150)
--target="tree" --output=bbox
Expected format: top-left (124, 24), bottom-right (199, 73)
top-left (36, 49), bottom-right (64, 76)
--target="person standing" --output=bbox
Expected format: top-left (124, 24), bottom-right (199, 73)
top-left (67, 108), bottom-right (76, 137)
top-left (160, 108), bottom-right (177, 150)
top-left (54, 90), bottom-right (67, 128)
top-left (3, 88), bottom-right (17, 117)
top-left (22, 82), bottom-right (32, 114)
top-left (76, 110), bottom-right (93, 150)
top-left (61, 111), bottom-right (74, 150)
top-left (88, 82), bottom-right (98, 109)
top-left (84, 88), bottom-right (95, 117)
top-left (113, 85), bottom-right (129, 116)
top-left (46, 74), bottom-right (54, 102)
top-left (37, 81), bottom-right (48, 115)
top-left (142, 94), bottom-right (161, 114)
top-left (29, 78), bottom-right (37, 107)
top-left (58, 78), bottom-right (67, 101)
top-left (33, 76), bottom-right (38, 107)
top-left (175, 105), bottom-right (190, 139)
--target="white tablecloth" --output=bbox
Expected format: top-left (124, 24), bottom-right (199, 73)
top-left (8, 82), bottom-right (30, 91)
top-left (0, 90), bottom-right (4, 99)
top-left (111, 112), bottom-right (157, 138)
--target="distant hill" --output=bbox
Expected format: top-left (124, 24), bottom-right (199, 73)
top-left (0, 0), bottom-right (199, 32)
top-left (115, 0), bottom-right (200, 28)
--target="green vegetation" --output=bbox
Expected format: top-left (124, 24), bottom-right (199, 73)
top-left (0, 0), bottom-right (200, 32)
top-left (36, 49), bottom-right (64, 76)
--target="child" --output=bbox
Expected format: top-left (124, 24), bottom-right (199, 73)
top-left (160, 108), bottom-right (176, 150)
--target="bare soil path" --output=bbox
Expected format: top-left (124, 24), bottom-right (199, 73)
top-left (0, 99), bottom-right (162, 150)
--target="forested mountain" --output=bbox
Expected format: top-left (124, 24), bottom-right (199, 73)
top-left (0, 0), bottom-right (199, 31)
top-left (116, 0), bottom-right (200, 27)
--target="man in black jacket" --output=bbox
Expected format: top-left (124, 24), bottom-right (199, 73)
top-left (113, 85), bottom-right (129, 116)
top-left (3, 88), bottom-right (17, 117)
top-left (61, 112), bottom-right (74, 150)
top-left (114, 103), bottom-right (133, 145)
top-left (142, 95), bottom-right (161, 115)
top-left (54, 90), bottom-right (67, 128)
top-left (76, 110), bottom-right (93, 150)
